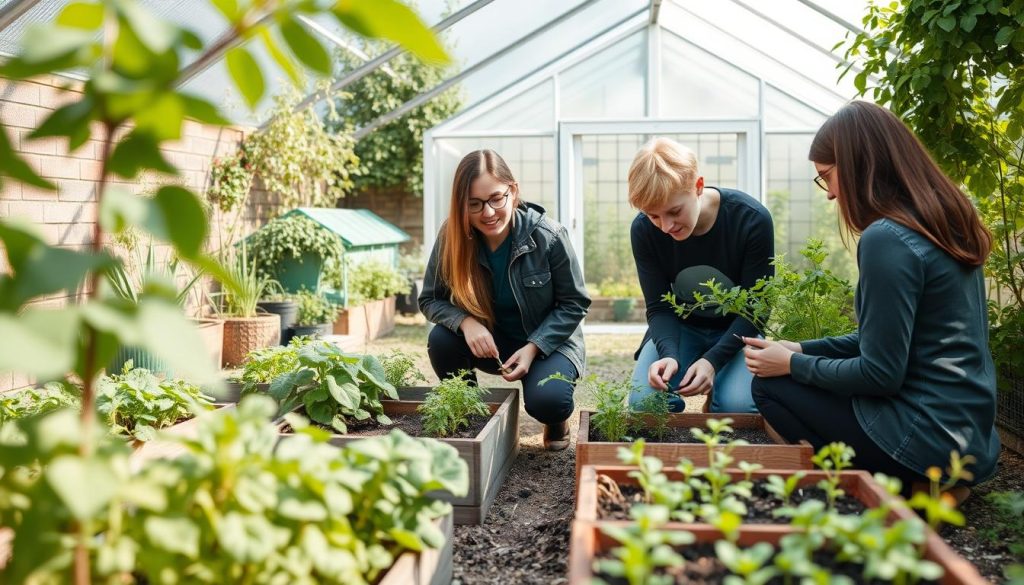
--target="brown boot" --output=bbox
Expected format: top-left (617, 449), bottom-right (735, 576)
top-left (543, 420), bottom-right (570, 451)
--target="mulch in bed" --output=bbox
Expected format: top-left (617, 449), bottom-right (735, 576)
top-left (590, 426), bottom-right (774, 445)
top-left (283, 410), bottom-right (490, 440)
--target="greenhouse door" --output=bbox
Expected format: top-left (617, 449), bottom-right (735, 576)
top-left (557, 120), bottom-right (760, 288)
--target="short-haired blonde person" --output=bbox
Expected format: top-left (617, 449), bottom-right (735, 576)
top-left (627, 138), bottom-right (774, 413)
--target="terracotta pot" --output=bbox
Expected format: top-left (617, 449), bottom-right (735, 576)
top-left (221, 313), bottom-right (281, 367)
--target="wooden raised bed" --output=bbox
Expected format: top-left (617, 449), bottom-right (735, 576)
top-left (130, 404), bottom-right (233, 467)
top-left (378, 512), bottom-right (454, 585)
top-left (568, 519), bottom-right (987, 585)
top-left (573, 465), bottom-right (988, 585)
top-left (576, 410), bottom-right (813, 482)
top-left (282, 386), bottom-right (520, 525)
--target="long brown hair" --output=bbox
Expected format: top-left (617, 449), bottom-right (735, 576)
top-left (440, 150), bottom-right (519, 328)
top-left (809, 101), bottom-right (991, 266)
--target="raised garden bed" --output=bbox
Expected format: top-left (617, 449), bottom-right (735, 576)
top-left (281, 386), bottom-right (519, 524)
top-left (130, 404), bottom-right (233, 465)
top-left (568, 519), bottom-right (989, 585)
top-left (378, 512), bottom-right (454, 585)
top-left (576, 411), bottom-right (813, 482)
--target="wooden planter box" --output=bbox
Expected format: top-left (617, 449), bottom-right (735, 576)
top-left (333, 296), bottom-right (396, 341)
top-left (282, 386), bottom-right (520, 524)
top-left (130, 404), bottom-right (233, 466)
top-left (216, 381), bottom-right (268, 405)
top-left (378, 512), bottom-right (454, 585)
top-left (572, 465), bottom-right (988, 585)
top-left (569, 517), bottom-right (987, 585)
top-left (576, 410), bottom-right (813, 483)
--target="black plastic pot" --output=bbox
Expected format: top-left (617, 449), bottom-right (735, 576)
top-left (290, 323), bottom-right (333, 339)
top-left (258, 299), bottom-right (298, 345)
top-left (396, 277), bottom-right (423, 316)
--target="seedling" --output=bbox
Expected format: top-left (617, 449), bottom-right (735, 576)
top-left (594, 504), bottom-right (694, 585)
top-left (418, 370), bottom-right (490, 437)
top-left (631, 390), bottom-right (672, 440)
top-left (810, 442), bottom-right (855, 510)
top-left (764, 471), bottom-right (807, 507)
top-left (715, 540), bottom-right (777, 585)
top-left (618, 440), bottom-right (695, 519)
top-left (908, 451), bottom-right (973, 535)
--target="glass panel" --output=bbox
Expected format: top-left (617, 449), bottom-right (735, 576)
top-left (659, 31), bottom-right (759, 119)
top-left (579, 132), bottom-right (739, 292)
top-left (764, 133), bottom-right (857, 280)
top-left (434, 136), bottom-right (557, 227)
top-left (451, 79), bottom-right (555, 132)
top-left (558, 29), bottom-right (646, 119)
top-left (765, 85), bottom-right (828, 130)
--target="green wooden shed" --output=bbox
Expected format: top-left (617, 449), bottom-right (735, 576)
top-left (273, 207), bottom-right (410, 302)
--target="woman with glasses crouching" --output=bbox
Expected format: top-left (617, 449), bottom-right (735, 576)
top-left (419, 150), bottom-right (591, 450)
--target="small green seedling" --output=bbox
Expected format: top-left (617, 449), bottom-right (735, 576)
top-left (631, 390), bottom-right (672, 440)
top-left (594, 504), bottom-right (694, 585)
top-left (419, 370), bottom-right (490, 437)
top-left (716, 540), bottom-right (777, 585)
top-left (908, 451), bottom-right (973, 535)
top-left (764, 471), bottom-right (807, 507)
top-left (811, 442), bottom-right (855, 510)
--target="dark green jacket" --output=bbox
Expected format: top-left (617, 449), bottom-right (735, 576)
top-left (419, 203), bottom-right (590, 375)
top-left (791, 218), bottom-right (1000, 482)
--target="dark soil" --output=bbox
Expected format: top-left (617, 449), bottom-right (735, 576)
top-left (590, 426), bottom-right (774, 445)
top-left (598, 479), bottom-right (866, 522)
top-left (594, 542), bottom-right (939, 584)
top-left (287, 409), bottom-right (489, 439)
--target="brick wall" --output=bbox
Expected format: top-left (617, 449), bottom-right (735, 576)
top-left (0, 74), bottom-right (283, 391)
top-left (338, 186), bottom-right (425, 253)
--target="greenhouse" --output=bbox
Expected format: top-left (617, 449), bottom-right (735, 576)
top-left (0, 0), bottom-right (1022, 584)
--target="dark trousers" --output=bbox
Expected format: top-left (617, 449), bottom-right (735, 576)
top-left (427, 325), bottom-right (577, 425)
top-left (752, 375), bottom-right (926, 494)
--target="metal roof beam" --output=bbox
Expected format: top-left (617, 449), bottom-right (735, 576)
top-left (650, 0), bottom-right (663, 25)
top-left (0, 0), bottom-right (41, 33)
top-left (296, 15), bottom-right (396, 79)
top-left (353, 1), bottom-right (638, 140)
top-left (175, 11), bottom-right (274, 88)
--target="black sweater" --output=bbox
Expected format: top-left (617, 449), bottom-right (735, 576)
top-left (630, 187), bottom-right (774, 371)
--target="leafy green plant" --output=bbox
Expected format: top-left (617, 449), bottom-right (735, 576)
top-left (244, 86), bottom-right (361, 210)
top-left (245, 213), bottom-right (346, 287)
top-left (347, 259), bottom-right (412, 305)
top-left (96, 364), bottom-right (215, 442)
top-left (982, 491), bottom-right (1024, 558)
top-left (597, 278), bottom-right (643, 299)
top-left (908, 452), bottom-right (974, 535)
top-left (271, 344), bottom-right (398, 433)
top-left (764, 471), bottom-right (807, 508)
top-left (0, 382), bottom-right (80, 426)
top-left (206, 148), bottom-right (254, 214)
top-left (667, 239), bottom-right (856, 340)
top-left (237, 336), bottom-right (319, 393)
top-left (105, 240), bottom-right (203, 307)
top-left (294, 289), bottom-right (338, 326)
top-left (810, 442), bottom-right (856, 511)
top-left (214, 242), bottom-right (278, 318)
top-left (379, 348), bottom-right (428, 388)
top-left (631, 390), bottom-right (672, 440)
top-left (419, 371), bottom-right (491, 437)
top-left (594, 504), bottom-right (695, 585)
top-left (716, 540), bottom-right (777, 585)
top-left (590, 376), bottom-right (634, 443)
top-left (617, 440), bottom-right (696, 521)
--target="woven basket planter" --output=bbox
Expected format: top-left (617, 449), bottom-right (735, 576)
top-left (221, 314), bottom-right (281, 367)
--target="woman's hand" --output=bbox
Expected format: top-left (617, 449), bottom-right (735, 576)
top-left (742, 337), bottom-right (796, 377)
top-left (459, 317), bottom-right (499, 359)
top-left (677, 358), bottom-right (715, 397)
top-left (502, 343), bottom-right (539, 382)
top-left (648, 357), bottom-right (679, 391)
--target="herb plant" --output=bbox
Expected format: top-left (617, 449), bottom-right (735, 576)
top-left (271, 344), bottom-right (398, 433)
top-left (715, 540), bottom-right (777, 585)
top-left (294, 289), bottom-right (338, 326)
top-left (982, 491), bottom-right (1024, 558)
top-left (379, 348), bottom-right (428, 388)
top-left (763, 471), bottom-right (807, 507)
top-left (96, 364), bottom-right (216, 441)
top-left (215, 242), bottom-right (278, 318)
top-left (666, 239), bottom-right (856, 340)
top-left (419, 371), bottom-right (491, 437)
top-left (631, 390), bottom-right (672, 440)
top-left (594, 504), bottom-right (694, 585)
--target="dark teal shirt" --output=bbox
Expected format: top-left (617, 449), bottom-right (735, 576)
top-left (484, 236), bottom-right (528, 343)
top-left (790, 218), bottom-right (1000, 482)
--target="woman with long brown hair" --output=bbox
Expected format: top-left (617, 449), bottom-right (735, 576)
top-left (419, 150), bottom-right (590, 450)
top-left (742, 101), bottom-right (1000, 493)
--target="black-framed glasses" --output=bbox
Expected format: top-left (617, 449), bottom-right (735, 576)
top-left (814, 165), bottom-right (835, 192)
top-left (467, 186), bottom-right (512, 214)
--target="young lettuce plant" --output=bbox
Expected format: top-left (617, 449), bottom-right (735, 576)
top-left (96, 364), bottom-right (215, 442)
top-left (418, 371), bottom-right (490, 437)
top-left (237, 336), bottom-right (318, 393)
top-left (810, 442), bottom-right (855, 511)
top-left (594, 504), bottom-right (694, 585)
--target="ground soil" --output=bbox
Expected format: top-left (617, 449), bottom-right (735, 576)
top-left (597, 480), bottom-right (866, 522)
top-left (364, 320), bottom-right (1024, 584)
top-left (284, 410), bottom-right (489, 440)
top-left (589, 425), bottom-right (773, 445)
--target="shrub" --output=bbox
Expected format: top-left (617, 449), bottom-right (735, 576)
top-left (245, 214), bottom-right (345, 286)
top-left (348, 260), bottom-right (411, 305)
top-left (294, 289), bottom-right (338, 326)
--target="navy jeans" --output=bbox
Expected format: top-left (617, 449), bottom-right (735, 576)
top-left (752, 375), bottom-right (926, 494)
top-left (426, 325), bottom-right (577, 425)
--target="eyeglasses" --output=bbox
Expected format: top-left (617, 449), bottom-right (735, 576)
top-left (814, 165), bottom-right (835, 192)
top-left (467, 186), bottom-right (512, 214)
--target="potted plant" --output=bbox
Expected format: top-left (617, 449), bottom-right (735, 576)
top-left (214, 243), bottom-right (281, 367)
top-left (257, 288), bottom-right (298, 346)
top-left (395, 250), bottom-right (427, 316)
top-left (334, 259), bottom-right (410, 340)
top-left (596, 279), bottom-right (642, 323)
top-left (245, 213), bottom-right (345, 294)
top-left (291, 289), bottom-right (338, 338)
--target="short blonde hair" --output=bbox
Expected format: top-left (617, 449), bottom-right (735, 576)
top-left (627, 137), bottom-right (699, 210)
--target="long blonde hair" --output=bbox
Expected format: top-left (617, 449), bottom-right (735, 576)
top-left (440, 150), bottom-right (518, 328)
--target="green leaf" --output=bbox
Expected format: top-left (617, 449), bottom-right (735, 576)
top-left (108, 131), bottom-right (177, 178)
top-left (226, 46), bottom-right (265, 108)
top-left (30, 96), bottom-right (95, 152)
top-left (936, 15), bottom-right (956, 32)
top-left (144, 516), bottom-right (200, 557)
top-left (209, 0), bottom-right (239, 21)
top-left (0, 308), bottom-right (80, 380)
top-left (960, 14), bottom-right (977, 32)
top-left (327, 377), bottom-right (360, 410)
top-left (46, 454), bottom-right (119, 520)
top-left (996, 26), bottom-right (1015, 46)
top-left (332, 0), bottom-right (448, 65)
top-left (57, 2), bottom-right (105, 30)
top-left (0, 25), bottom-right (97, 78)
top-left (258, 28), bottom-right (300, 85)
top-left (0, 219), bottom-right (112, 310)
top-left (181, 93), bottom-right (230, 125)
top-left (280, 18), bottom-right (331, 75)
top-left (389, 527), bottom-right (425, 551)
top-left (118, 0), bottom-right (178, 54)
top-left (0, 127), bottom-right (56, 190)
top-left (100, 186), bottom-right (207, 259)
top-left (134, 93), bottom-right (186, 141)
